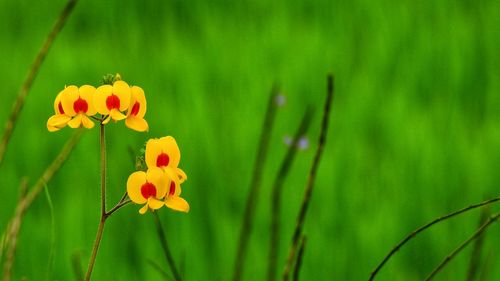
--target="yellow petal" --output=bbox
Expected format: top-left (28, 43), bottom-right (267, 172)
top-left (60, 85), bottom-right (79, 116)
top-left (112, 80), bottom-right (131, 111)
top-left (67, 114), bottom-right (83, 128)
top-left (127, 171), bottom-right (147, 204)
top-left (81, 115), bottom-right (95, 129)
top-left (139, 204), bottom-right (148, 214)
top-left (53, 90), bottom-right (65, 114)
top-left (125, 117), bottom-right (149, 132)
top-left (148, 197), bottom-right (165, 210)
top-left (145, 138), bottom-right (162, 169)
top-left (176, 168), bottom-right (187, 183)
top-left (102, 115), bottom-right (111, 124)
top-left (158, 136), bottom-right (181, 168)
top-left (47, 114), bottom-right (71, 132)
top-left (165, 196), bottom-right (189, 213)
top-left (79, 85), bottom-right (97, 116)
top-left (109, 109), bottom-right (126, 121)
top-left (128, 86), bottom-right (147, 118)
top-left (94, 85), bottom-right (112, 114)
top-left (146, 168), bottom-right (167, 199)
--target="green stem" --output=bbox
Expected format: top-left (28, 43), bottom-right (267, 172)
top-left (153, 212), bottom-right (182, 281)
top-left (84, 124), bottom-right (107, 281)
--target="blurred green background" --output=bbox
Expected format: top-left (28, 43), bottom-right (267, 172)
top-left (1, 0), bottom-right (500, 280)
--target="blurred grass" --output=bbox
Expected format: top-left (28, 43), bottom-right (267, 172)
top-left (0, 0), bottom-right (499, 280)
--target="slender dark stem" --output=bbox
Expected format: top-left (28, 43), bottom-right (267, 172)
top-left (283, 75), bottom-right (334, 281)
top-left (0, 0), bottom-right (78, 167)
top-left (105, 199), bottom-right (131, 218)
top-left (100, 124), bottom-right (106, 216)
top-left (369, 196), bottom-right (500, 281)
top-left (84, 124), bottom-right (107, 281)
top-left (232, 84), bottom-right (279, 281)
top-left (267, 109), bottom-right (313, 281)
top-left (424, 212), bottom-right (500, 281)
top-left (153, 212), bottom-right (182, 281)
top-left (465, 207), bottom-right (490, 281)
top-left (292, 236), bottom-right (307, 281)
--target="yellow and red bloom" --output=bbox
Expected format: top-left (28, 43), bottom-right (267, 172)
top-left (164, 169), bottom-right (189, 212)
top-left (94, 80), bottom-right (131, 123)
top-left (60, 85), bottom-right (97, 129)
top-left (127, 168), bottom-right (168, 214)
top-left (145, 136), bottom-right (188, 181)
top-left (125, 86), bottom-right (148, 132)
top-left (47, 90), bottom-right (72, 132)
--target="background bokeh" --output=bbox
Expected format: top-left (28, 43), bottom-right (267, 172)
top-left (1, 0), bottom-right (500, 280)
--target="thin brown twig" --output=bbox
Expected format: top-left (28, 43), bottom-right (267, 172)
top-left (267, 109), bottom-right (313, 281)
top-left (369, 196), bottom-right (500, 280)
top-left (424, 212), bottom-right (500, 281)
top-left (292, 236), bottom-right (307, 281)
top-left (0, 0), bottom-right (78, 167)
top-left (282, 74), bottom-right (334, 281)
top-left (232, 84), bottom-right (280, 281)
top-left (153, 212), bottom-right (182, 281)
top-left (2, 179), bottom-right (29, 281)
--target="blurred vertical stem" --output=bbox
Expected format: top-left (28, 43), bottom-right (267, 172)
top-left (85, 124), bottom-right (107, 281)
top-left (292, 236), bottom-right (307, 281)
top-left (267, 109), bottom-right (312, 281)
top-left (2, 179), bottom-right (29, 281)
top-left (282, 75), bottom-right (334, 281)
top-left (2, 130), bottom-right (83, 281)
top-left (465, 207), bottom-right (490, 281)
top-left (0, 0), bottom-right (78, 168)
top-left (232, 85), bottom-right (279, 281)
top-left (153, 212), bottom-right (182, 281)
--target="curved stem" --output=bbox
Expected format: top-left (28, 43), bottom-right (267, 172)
top-left (369, 196), bottom-right (500, 280)
top-left (424, 212), bottom-right (500, 280)
top-left (84, 124), bottom-right (107, 281)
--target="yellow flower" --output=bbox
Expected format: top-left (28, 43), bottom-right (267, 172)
top-left (127, 168), bottom-right (168, 214)
top-left (61, 85), bottom-right (97, 129)
top-left (125, 86), bottom-right (149, 132)
top-left (94, 80), bottom-right (131, 124)
top-left (143, 136), bottom-right (189, 212)
top-left (164, 169), bottom-right (190, 212)
top-left (47, 90), bottom-right (72, 132)
top-left (145, 136), bottom-right (186, 182)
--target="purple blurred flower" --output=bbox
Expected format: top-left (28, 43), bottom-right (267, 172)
top-left (274, 93), bottom-right (286, 107)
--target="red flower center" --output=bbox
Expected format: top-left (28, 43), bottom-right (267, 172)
top-left (156, 153), bottom-right (169, 168)
top-left (169, 181), bottom-right (175, 196)
top-left (58, 102), bottom-right (65, 114)
top-left (106, 94), bottom-right (120, 110)
top-left (141, 182), bottom-right (157, 199)
top-left (73, 97), bottom-right (88, 113)
top-left (130, 101), bottom-right (140, 116)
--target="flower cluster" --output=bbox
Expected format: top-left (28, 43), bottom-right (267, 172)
top-left (127, 136), bottom-right (189, 214)
top-left (47, 79), bottom-right (148, 132)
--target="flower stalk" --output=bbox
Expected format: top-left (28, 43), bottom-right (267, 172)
top-left (84, 123), bottom-right (107, 281)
